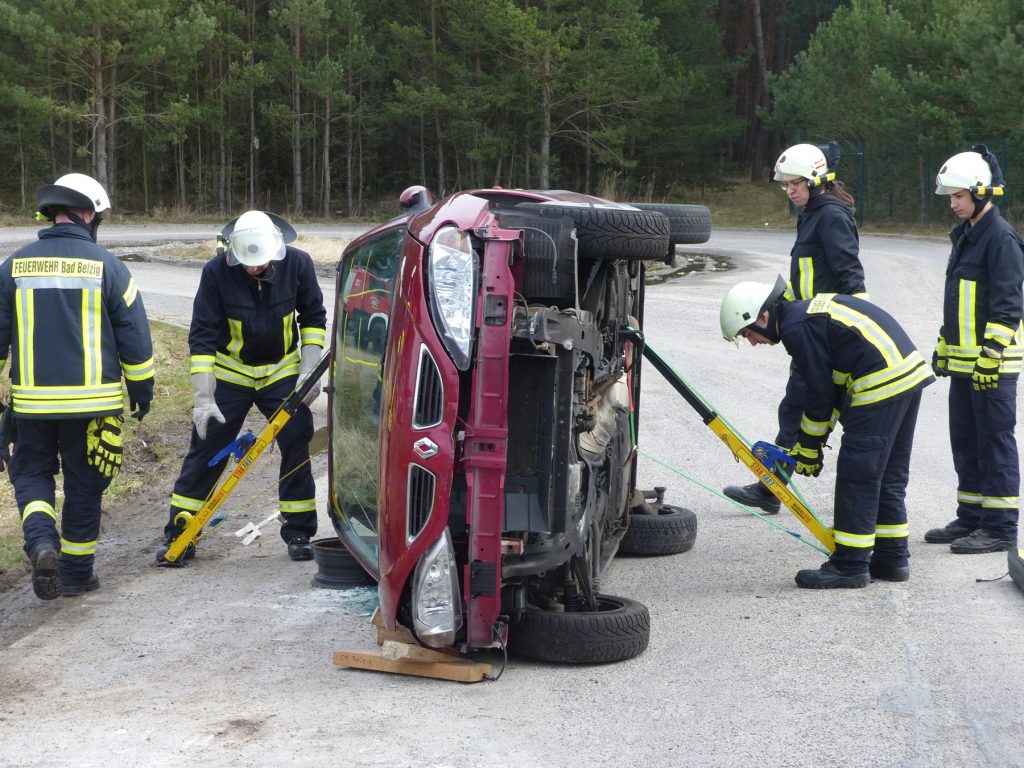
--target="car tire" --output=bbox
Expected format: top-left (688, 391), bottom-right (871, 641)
top-left (1010, 545), bottom-right (1024, 594)
top-left (507, 594), bottom-right (650, 663)
top-left (310, 537), bottom-right (377, 589)
top-left (630, 203), bottom-right (712, 245)
top-left (619, 504), bottom-right (698, 556)
top-left (518, 203), bottom-right (670, 261)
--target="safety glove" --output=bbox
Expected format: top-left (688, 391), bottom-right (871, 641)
top-left (298, 345), bottom-right (323, 407)
top-left (86, 415), bottom-right (124, 478)
top-left (931, 336), bottom-right (948, 377)
top-left (972, 348), bottom-right (1001, 391)
top-left (192, 372), bottom-right (226, 440)
top-left (130, 398), bottom-right (151, 421)
top-left (787, 437), bottom-right (824, 477)
top-left (0, 402), bottom-right (13, 472)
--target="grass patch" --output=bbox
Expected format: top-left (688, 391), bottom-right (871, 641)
top-left (0, 321), bottom-right (193, 573)
top-left (656, 178), bottom-right (798, 230)
top-left (115, 235), bottom-right (349, 269)
top-left (649, 178), bottom-right (951, 236)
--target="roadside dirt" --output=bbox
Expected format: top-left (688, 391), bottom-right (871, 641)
top-left (0, 403), bottom-right (388, 767)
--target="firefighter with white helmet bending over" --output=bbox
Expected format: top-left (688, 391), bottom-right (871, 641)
top-left (723, 141), bottom-right (868, 514)
top-left (157, 210), bottom-right (326, 564)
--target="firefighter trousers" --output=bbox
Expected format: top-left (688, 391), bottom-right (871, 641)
top-left (830, 391), bottom-right (922, 572)
top-left (163, 376), bottom-right (317, 545)
top-left (11, 417), bottom-right (112, 586)
top-left (948, 377), bottom-right (1019, 539)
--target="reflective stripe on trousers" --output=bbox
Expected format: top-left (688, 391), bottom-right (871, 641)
top-left (164, 376), bottom-right (317, 544)
top-left (948, 377), bottom-right (1020, 538)
top-left (830, 391), bottom-right (922, 570)
top-left (11, 417), bottom-right (112, 583)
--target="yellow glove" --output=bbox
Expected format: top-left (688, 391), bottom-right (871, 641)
top-left (972, 351), bottom-right (1001, 391)
top-left (931, 337), bottom-right (948, 377)
top-left (86, 415), bottom-right (124, 478)
top-left (787, 439), bottom-right (823, 477)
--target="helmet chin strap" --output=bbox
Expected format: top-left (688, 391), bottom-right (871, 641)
top-left (760, 301), bottom-right (783, 343)
top-left (248, 262), bottom-right (277, 283)
top-left (64, 210), bottom-right (102, 242)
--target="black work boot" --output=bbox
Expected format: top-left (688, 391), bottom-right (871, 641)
top-left (949, 529), bottom-right (1016, 554)
top-left (723, 481), bottom-right (781, 514)
top-left (288, 536), bottom-right (314, 561)
top-left (62, 573), bottom-right (100, 597)
top-left (155, 538), bottom-right (196, 567)
top-left (924, 519), bottom-right (976, 543)
top-left (30, 544), bottom-right (61, 601)
top-left (795, 561), bottom-right (870, 589)
top-left (869, 559), bottom-right (910, 582)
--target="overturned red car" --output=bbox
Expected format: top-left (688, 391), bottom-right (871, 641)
top-left (328, 186), bottom-right (710, 663)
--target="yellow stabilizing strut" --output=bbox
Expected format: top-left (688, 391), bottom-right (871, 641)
top-left (625, 328), bottom-right (835, 553)
top-left (159, 349), bottom-right (332, 565)
top-left (705, 416), bottom-right (834, 552)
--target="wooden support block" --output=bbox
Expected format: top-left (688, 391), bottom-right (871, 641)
top-left (380, 639), bottom-right (465, 663)
top-left (370, 607), bottom-right (417, 646)
top-left (332, 650), bottom-right (492, 683)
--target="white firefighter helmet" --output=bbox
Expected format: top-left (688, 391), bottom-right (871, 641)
top-left (36, 173), bottom-right (111, 218)
top-left (935, 151), bottom-right (992, 195)
top-left (224, 210), bottom-right (288, 267)
top-left (773, 144), bottom-right (829, 183)
top-left (720, 276), bottom-right (787, 341)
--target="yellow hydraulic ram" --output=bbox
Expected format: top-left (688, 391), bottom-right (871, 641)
top-left (158, 349), bottom-right (332, 566)
top-left (625, 328), bottom-right (835, 553)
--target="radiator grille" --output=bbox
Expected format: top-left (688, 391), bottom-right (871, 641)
top-left (413, 346), bottom-right (443, 428)
top-left (407, 464), bottom-right (436, 541)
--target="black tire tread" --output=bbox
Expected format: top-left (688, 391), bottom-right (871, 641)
top-left (507, 594), bottom-right (650, 663)
top-left (521, 203), bottom-right (670, 261)
top-left (620, 504), bottom-right (698, 556)
top-left (630, 203), bottom-right (712, 245)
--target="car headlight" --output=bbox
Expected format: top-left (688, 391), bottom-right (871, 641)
top-left (411, 527), bottom-right (463, 647)
top-left (428, 226), bottom-right (476, 369)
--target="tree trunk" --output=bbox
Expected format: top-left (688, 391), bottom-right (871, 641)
top-left (749, 0), bottom-right (769, 181)
top-left (292, 24), bottom-right (304, 215)
top-left (91, 36), bottom-right (109, 190)
top-left (322, 94), bottom-right (331, 217)
top-left (345, 69), bottom-right (354, 216)
top-left (539, 0), bottom-right (552, 188)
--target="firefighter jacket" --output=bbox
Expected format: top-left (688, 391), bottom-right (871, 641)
top-left (786, 194), bottom-right (865, 301)
top-left (0, 223), bottom-right (154, 418)
top-left (188, 246), bottom-right (326, 389)
top-left (778, 294), bottom-right (934, 445)
top-left (940, 204), bottom-right (1024, 378)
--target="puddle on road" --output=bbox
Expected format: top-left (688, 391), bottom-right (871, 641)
top-left (110, 240), bottom-right (209, 264)
top-left (645, 251), bottom-right (734, 285)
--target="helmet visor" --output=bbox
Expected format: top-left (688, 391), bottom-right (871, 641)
top-left (229, 225), bottom-right (286, 266)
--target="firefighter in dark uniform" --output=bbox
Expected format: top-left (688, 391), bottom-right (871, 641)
top-left (925, 146), bottom-right (1023, 554)
top-left (724, 142), bottom-right (868, 514)
top-left (0, 173), bottom-right (155, 600)
top-left (157, 210), bottom-right (326, 563)
top-left (721, 277), bottom-right (934, 588)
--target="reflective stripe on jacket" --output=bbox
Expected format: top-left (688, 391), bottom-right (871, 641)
top-left (785, 194), bottom-right (866, 302)
top-left (941, 205), bottom-right (1024, 378)
top-left (188, 246), bottom-right (326, 390)
top-left (780, 295), bottom-right (934, 433)
top-left (0, 224), bottom-right (154, 418)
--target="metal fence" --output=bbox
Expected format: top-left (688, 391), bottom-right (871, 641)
top-left (796, 137), bottom-right (1024, 230)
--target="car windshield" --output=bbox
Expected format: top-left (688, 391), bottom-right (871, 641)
top-left (330, 227), bottom-right (404, 575)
